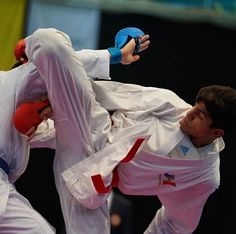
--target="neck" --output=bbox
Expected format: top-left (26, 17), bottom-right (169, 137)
top-left (190, 136), bottom-right (214, 148)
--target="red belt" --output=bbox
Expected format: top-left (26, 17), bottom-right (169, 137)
top-left (91, 138), bottom-right (145, 193)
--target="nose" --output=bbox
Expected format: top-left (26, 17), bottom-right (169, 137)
top-left (186, 110), bottom-right (194, 120)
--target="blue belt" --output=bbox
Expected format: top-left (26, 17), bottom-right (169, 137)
top-left (0, 157), bottom-right (9, 175)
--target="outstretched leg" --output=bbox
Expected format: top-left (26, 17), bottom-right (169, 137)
top-left (26, 28), bottom-right (111, 234)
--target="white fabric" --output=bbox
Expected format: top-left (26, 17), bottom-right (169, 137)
top-left (168, 134), bottom-right (201, 160)
top-left (168, 134), bottom-right (220, 160)
top-left (30, 119), bottom-right (56, 149)
top-left (76, 50), bottom-right (110, 80)
top-left (0, 170), bottom-right (55, 233)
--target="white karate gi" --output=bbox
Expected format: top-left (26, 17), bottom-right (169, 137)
top-left (0, 64), bottom-right (55, 233)
top-left (62, 81), bottom-right (224, 234)
top-left (24, 28), bottom-right (224, 234)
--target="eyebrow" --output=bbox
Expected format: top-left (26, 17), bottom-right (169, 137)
top-left (38, 104), bottom-right (51, 114)
top-left (196, 106), bottom-right (209, 118)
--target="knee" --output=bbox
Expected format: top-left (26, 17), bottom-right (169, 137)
top-left (26, 28), bottom-right (72, 62)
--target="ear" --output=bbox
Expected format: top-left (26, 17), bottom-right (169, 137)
top-left (211, 128), bottom-right (224, 138)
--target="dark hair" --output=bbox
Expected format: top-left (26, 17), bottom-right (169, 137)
top-left (196, 85), bottom-right (236, 133)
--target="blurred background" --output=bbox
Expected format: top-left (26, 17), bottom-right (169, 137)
top-left (2, 0), bottom-right (236, 233)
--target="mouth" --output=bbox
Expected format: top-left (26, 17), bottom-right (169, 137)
top-left (180, 117), bottom-right (188, 128)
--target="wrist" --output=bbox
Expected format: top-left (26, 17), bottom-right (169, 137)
top-left (108, 47), bottom-right (122, 64)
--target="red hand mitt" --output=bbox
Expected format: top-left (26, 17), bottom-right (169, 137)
top-left (13, 99), bottom-right (50, 136)
top-left (14, 39), bottom-right (28, 64)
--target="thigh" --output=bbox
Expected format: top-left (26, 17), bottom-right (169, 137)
top-left (0, 184), bottom-right (55, 234)
top-left (68, 194), bottom-right (110, 234)
top-left (29, 28), bottom-right (110, 155)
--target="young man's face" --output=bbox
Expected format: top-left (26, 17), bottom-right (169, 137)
top-left (179, 102), bottom-right (217, 147)
top-left (40, 106), bottom-right (53, 120)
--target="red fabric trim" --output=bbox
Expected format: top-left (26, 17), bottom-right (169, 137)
top-left (111, 167), bottom-right (119, 187)
top-left (91, 137), bottom-right (145, 194)
top-left (121, 138), bottom-right (145, 163)
top-left (91, 168), bottom-right (120, 194)
top-left (91, 174), bottom-right (111, 193)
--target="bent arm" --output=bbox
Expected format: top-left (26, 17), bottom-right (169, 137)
top-left (76, 33), bottom-right (150, 79)
top-left (144, 183), bottom-right (217, 234)
top-left (76, 49), bottom-right (110, 80)
top-left (30, 119), bottom-right (56, 149)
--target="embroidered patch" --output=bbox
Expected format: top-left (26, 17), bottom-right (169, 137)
top-left (159, 173), bottom-right (176, 187)
top-left (180, 145), bottom-right (189, 155)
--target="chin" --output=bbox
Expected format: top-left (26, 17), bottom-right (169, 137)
top-left (180, 124), bottom-right (188, 134)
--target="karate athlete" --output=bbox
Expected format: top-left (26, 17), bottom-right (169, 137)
top-left (12, 27), bottom-right (150, 234)
top-left (62, 85), bottom-right (236, 234)
top-left (0, 81), bottom-right (55, 232)
top-left (61, 81), bottom-right (236, 234)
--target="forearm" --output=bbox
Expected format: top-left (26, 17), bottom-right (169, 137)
top-left (76, 49), bottom-right (110, 80)
top-left (30, 119), bottom-right (56, 149)
top-left (144, 184), bottom-right (214, 234)
top-left (25, 28), bottom-right (110, 155)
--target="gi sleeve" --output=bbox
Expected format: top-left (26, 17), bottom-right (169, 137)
top-left (144, 182), bottom-right (217, 234)
top-left (30, 119), bottom-right (56, 149)
top-left (76, 49), bottom-right (110, 80)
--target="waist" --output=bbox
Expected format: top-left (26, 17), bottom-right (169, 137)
top-left (0, 157), bottom-right (9, 175)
